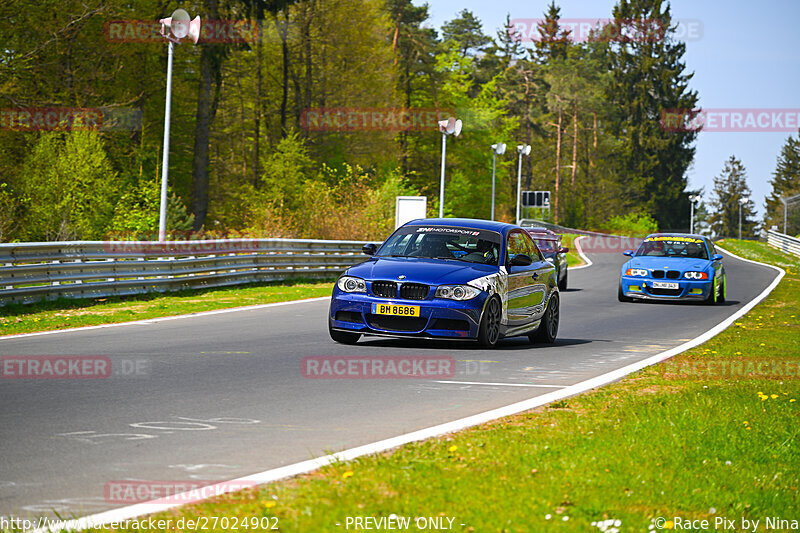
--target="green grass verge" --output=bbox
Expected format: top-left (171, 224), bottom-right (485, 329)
top-left (76, 239), bottom-right (798, 533)
top-left (0, 279), bottom-right (335, 336)
top-left (561, 234), bottom-right (585, 267)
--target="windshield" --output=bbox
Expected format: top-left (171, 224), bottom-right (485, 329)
top-left (376, 225), bottom-right (502, 266)
top-left (635, 237), bottom-right (708, 259)
top-left (533, 238), bottom-right (558, 253)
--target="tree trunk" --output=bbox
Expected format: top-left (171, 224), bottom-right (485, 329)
top-left (277, 11), bottom-right (290, 137)
top-left (191, 11), bottom-right (223, 231)
top-left (253, 1), bottom-right (265, 187)
top-left (522, 69), bottom-right (532, 189)
top-left (554, 107), bottom-right (562, 223)
top-left (571, 102), bottom-right (578, 187)
top-left (303, 2), bottom-right (312, 121)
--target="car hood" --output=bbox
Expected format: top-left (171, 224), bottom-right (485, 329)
top-left (626, 255), bottom-right (711, 271)
top-left (346, 257), bottom-right (498, 285)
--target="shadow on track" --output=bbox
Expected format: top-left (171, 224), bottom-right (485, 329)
top-left (356, 336), bottom-right (595, 351)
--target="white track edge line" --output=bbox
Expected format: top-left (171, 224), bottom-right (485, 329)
top-left (431, 380), bottom-right (566, 388)
top-left (35, 244), bottom-right (785, 533)
top-left (0, 297), bottom-right (332, 341)
top-left (569, 235), bottom-right (593, 271)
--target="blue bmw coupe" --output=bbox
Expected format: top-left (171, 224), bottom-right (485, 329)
top-left (329, 218), bottom-right (560, 347)
top-left (618, 233), bottom-right (726, 304)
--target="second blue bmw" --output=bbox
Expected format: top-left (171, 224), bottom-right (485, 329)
top-left (618, 233), bottom-right (726, 303)
top-left (329, 218), bottom-right (560, 347)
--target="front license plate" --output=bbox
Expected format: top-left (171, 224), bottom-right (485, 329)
top-left (652, 281), bottom-right (679, 289)
top-left (372, 303), bottom-right (420, 317)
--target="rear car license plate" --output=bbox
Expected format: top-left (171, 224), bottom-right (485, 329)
top-left (372, 303), bottom-right (420, 317)
top-left (652, 281), bottom-right (679, 289)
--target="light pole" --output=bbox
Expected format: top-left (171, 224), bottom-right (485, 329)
top-left (689, 194), bottom-right (700, 234)
top-left (490, 143), bottom-right (506, 221)
top-left (738, 196), bottom-right (749, 240)
top-left (437, 117), bottom-right (462, 218)
top-left (158, 9), bottom-right (201, 241)
top-left (515, 144), bottom-right (531, 225)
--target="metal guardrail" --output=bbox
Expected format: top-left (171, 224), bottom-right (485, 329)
top-left (0, 238), bottom-right (370, 305)
top-left (519, 219), bottom-right (615, 236)
top-left (767, 229), bottom-right (800, 257)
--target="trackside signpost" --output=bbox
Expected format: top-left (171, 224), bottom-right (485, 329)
top-left (395, 196), bottom-right (427, 228)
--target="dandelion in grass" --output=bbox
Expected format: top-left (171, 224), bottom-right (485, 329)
top-left (262, 501), bottom-right (276, 509)
top-left (342, 471), bottom-right (354, 479)
top-left (448, 445), bottom-right (458, 452)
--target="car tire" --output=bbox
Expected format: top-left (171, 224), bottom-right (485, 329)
top-left (558, 267), bottom-right (568, 291)
top-left (618, 283), bottom-right (632, 302)
top-left (705, 275), bottom-right (726, 305)
top-left (717, 276), bottom-right (726, 304)
top-left (328, 321), bottom-right (361, 345)
top-left (477, 296), bottom-right (502, 348)
top-left (531, 293), bottom-right (559, 344)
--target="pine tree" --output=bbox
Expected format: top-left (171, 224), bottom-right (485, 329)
top-left (441, 9), bottom-right (491, 57)
top-left (764, 131), bottom-right (800, 235)
top-left (533, 1), bottom-right (572, 63)
top-left (709, 156), bottom-right (757, 238)
top-left (605, 0), bottom-right (699, 230)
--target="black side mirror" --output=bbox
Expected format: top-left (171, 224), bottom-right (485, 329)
top-left (559, 247), bottom-right (569, 253)
top-left (362, 243), bottom-right (378, 256)
top-left (510, 253), bottom-right (532, 266)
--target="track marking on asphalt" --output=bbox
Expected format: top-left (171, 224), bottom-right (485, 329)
top-left (432, 380), bottom-right (566, 388)
top-left (32, 242), bottom-right (786, 533)
top-left (0, 297), bottom-right (331, 341)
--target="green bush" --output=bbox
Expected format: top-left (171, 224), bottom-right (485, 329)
top-left (600, 213), bottom-right (659, 237)
top-left (17, 131), bottom-right (118, 241)
top-left (107, 178), bottom-right (194, 239)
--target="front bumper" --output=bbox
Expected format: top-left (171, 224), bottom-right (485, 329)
top-left (620, 276), bottom-right (712, 300)
top-left (329, 289), bottom-right (489, 339)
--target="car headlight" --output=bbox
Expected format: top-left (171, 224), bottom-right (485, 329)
top-left (337, 276), bottom-right (366, 293)
top-left (625, 268), bottom-right (648, 277)
top-left (435, 284), bottom-right (481, 301)
top-left (684, 271), bottom-right (709, 280)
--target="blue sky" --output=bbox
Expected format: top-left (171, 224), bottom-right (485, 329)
top-left (415, 0), bottom-right (800, 218)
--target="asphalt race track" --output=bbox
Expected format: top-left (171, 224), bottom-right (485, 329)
top-left (0, 239), bottom-right (779, 521)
